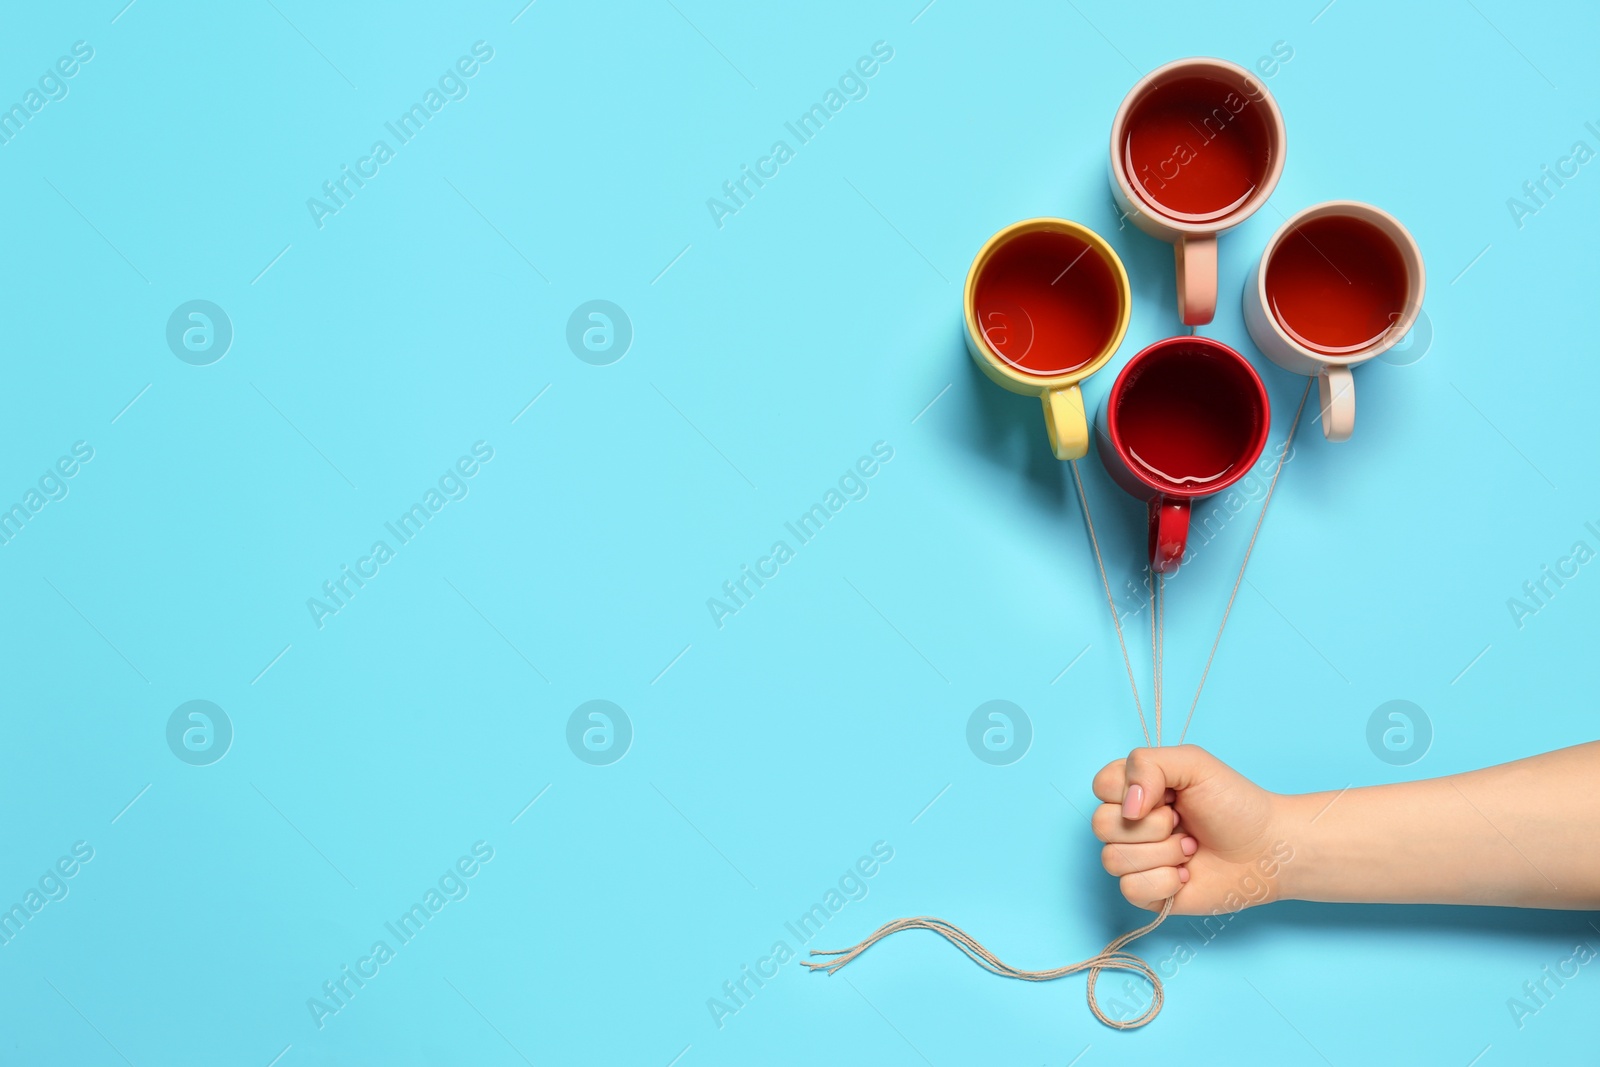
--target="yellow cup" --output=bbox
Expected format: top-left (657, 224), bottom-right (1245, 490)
top-left (963, 218), bottom-right (1131, 460)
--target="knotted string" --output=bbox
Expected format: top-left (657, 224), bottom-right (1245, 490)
top-left (808, 377), bottom-right (1313, 1028)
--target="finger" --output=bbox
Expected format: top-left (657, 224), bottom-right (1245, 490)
top-left (1120, 866), bottom-right (1187, 910)
top-left (1100, 834), bottom-right (1197, 877)
top-left (1091, 802), bottom-right (1180, 844)
top-left (1121, 744), bottom-right (1219, 820)
top-left (1091, 760), bottom-right (1125, 803)
top-left (1092, 761), bottom-right (1176, 805)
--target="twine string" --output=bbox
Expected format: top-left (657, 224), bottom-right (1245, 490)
top-left (1068, 460), bottom-right (1150, 748)
top-left (1178, 377), bottom-right (1312, 744)
top-left (1152, 566), bottom-right (1164, 742)
top-left (1153, 569), bottom-right (1164, 746)
top-left (803, 899), bottom-right (1175, 1030)
top-left (808, 378), bottom-right (1312, 1029)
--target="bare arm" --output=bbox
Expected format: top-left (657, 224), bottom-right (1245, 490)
top-left (1088, 742), bottom-right (1600, 913)
top-left (1278, 742), bottom-right (1600, 908)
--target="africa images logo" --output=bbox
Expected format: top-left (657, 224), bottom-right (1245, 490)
top-left (705, 442), bottom-right (894, 629)
top-left (707, 842), bottom-right (894, 1030)
top-left (705, 41), bottom-right (895, 230)
top-left (306, 442), bottom-right (495, 629)
top-left (0, 40), bottom-right (94, 147)
top-left (306, 841), bottom-right (495, 1030)
top-left (306, 42), bottom-right (495, 229)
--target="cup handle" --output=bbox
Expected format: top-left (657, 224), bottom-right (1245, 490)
top-left (1175, 234), bottom-right (1217, 326)
top-left (1318, 365), bottom-right (1355, 442)
top-left (1148, 496), bottom-right (1189, 574)
top-left (1041, 385), bottom-right (1088, 461)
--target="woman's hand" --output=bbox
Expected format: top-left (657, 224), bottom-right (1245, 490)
top-left (1091, 745), bottom-right (1292, 915)
top-left (1092, 741), bottom-right (1600, 913)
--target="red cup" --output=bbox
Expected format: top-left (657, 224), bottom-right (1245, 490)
top-left (1094, 337), bottom-right (1270, 574)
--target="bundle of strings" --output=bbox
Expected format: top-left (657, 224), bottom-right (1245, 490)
top-left (805, 378), bottom-right (1313, 1029)
top-left (802, 900), bottom-right (1175, 1029)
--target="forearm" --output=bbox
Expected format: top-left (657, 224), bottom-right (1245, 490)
top-left (1275, 742), bottom-right (1600, 908)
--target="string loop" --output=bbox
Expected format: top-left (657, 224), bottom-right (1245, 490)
top-left (804, 899), bottom-right (1174, 1030)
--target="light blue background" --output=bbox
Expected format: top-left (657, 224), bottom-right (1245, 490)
top-left (1, 0), bottom-right (1595, 1063)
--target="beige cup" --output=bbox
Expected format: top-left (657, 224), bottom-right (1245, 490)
top-left (1110, 57), bottom-right (1287, 326)
top-left (1243, 201), bottom-right (1425, 442)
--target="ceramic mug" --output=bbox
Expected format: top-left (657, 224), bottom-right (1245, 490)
top-left (1095, 336), bottom-right (1271, 574)
top-left (1244, 200), bottom-right (1425, 442)
top-left (964, 218), bottom-right (1131, 461)
top-left (1110, 57), bottom-right (1287, 326)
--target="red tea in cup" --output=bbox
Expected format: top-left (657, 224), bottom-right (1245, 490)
top-left (973, 229), bottom-right (1124, 377)
top-left (1110, 59), bottom-right (1286, 326)
top-left (1264, 214), bottom-right (1410, 355)
top-left (1244, 200), bottom-right (1425, 442)
top-left (1120, 75), bottom-right (1275, 224)
top-left (1116, 345), bottom-right (1265, 490)
top-left (965, 219), bottom-right (1132, 461)
top-left (1096, 337), bottom-right (1270, 573)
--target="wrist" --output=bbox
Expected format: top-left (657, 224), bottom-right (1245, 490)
top-left (1264, 791), bottom-right (1323, 903)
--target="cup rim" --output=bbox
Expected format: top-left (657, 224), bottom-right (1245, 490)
top-left (962, 217), bottom-right (1131, 390)
top-left (1108, 56), bottom-right (1287, 235)
top-left (1253, 200), bottom-right (1427, 366)
top-left (1104, 335), bottom-right (1271, 499)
